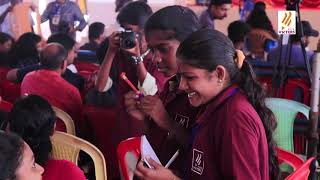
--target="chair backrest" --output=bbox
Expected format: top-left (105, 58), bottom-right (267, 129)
top-left (265, 98), bottom-right (310, 152)
top-left (0, 80), bottom-right (21, 103)
top-left (277, 147), bottom-right (304, 171)
top-left (51, 131), bottom-right (107, 180)
top-left (52, 106), bottom-right (76, 135)
top-left (117, 137), bottom-right (141, 180)
top-left (286, 157), bottom-right (315, 180)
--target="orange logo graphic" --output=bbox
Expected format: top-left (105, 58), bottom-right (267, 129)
top-left (281, 11), bottom-right (292, 30)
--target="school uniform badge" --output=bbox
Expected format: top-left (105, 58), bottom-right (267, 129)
top-left (191, 149), bottom-right (204, 175)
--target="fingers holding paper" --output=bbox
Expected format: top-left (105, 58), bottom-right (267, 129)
top-left (134, 158), bottom-right (180, 180)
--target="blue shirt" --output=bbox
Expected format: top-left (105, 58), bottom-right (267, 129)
top-left (267, 44), bottom-right (314, 67)
top-left (199, 9), bottom-right (215, 29)
top-left (41, 0), bottom-right (87, 34)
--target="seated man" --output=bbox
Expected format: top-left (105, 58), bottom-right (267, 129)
top-left (7, 33), bottom-right (85, 91)
top-left (268, 20), bottom-right (319, 66)
top-left (20, 43), bottom-right (82, 128)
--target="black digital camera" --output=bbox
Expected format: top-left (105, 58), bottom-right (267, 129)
top-left (120, 30), bottom-right (137, 49)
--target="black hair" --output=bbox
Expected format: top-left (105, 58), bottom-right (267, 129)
top-left (0, 132), bottom-right (24, 180)
top-left (117, 1), bottom-right (152, 28)
top-left (115, 0), bottom-right (148, 12)
top-left (246, 2), bottom-right (277, 38)
top-left (8, 95), bottom-right (56, 167)
top-left (47, 33), bottom-right (76, 51)
top-left (145, 5), bottom-right (200, 42)
top-left (40, 43), bottom-right (67, 70)
top-left (89, 22), bottom-right (105, 41)
top-left (57, 20), bottom-right (71, 35)
top-left (9, 32), bottom-right (41, 67)
top-left (228, 20), bottom-right (251, 44)
top-left (0, 32), bottom-right (13, 44)
top-left (209, 0), bottom-right (232, 6)
top-left (177, 28), bottom-right (279, 179)
top-left (254, 1), bottom-right (266, 11)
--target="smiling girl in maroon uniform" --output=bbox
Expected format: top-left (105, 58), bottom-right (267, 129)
top-left (134, 29), bottom-right (279, 180)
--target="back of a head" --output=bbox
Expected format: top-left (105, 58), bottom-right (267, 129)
top-left (47, 33), bottom-right (75, 51)
top-left (246, 2), bottom-right (276, 37)
top-left (145, 5), bottom-right (200, 42)
top-left (8, 95), bottom-right (56, 166)
top-left (228, 20), bottom-right (251, 44)
top-left (89, 22), bottom-right (105, 41)
top-left (209, 0), bottom-right (232, 7)
top-left (177, 28), bottom-right (236, 75)
top-left (117, 1), bottom-right (152, 28)
top-left (40, 43), bottom-right (67, 70)
top-left (0, 32), bottom-right (13, 44)
top-left (254, 1), bottom-right (266, 12)
top-left (10, 32), bottom-right (41, 59)
top-left (0, 132), bottom-right (24, 180)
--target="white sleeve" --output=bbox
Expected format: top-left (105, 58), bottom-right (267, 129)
top-left (95, 76), bottom-right (113, 92)
top-left (138, 72), bottom-right (158, 96)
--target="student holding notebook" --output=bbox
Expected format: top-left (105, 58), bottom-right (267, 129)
top-left (133, 29), bottom-right (280, 180)
top-left (124, 5), bottom-right (201, 177)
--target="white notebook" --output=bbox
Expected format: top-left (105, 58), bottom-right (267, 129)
top-left (140, 135), bottom-right (179, 169)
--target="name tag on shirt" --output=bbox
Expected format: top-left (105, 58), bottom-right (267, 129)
top-left (52, 15), bottom-right (60, 25)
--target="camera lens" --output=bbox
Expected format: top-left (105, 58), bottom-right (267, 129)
top-left (121, 30), bottom-right (136, 49)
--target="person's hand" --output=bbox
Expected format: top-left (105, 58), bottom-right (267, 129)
top-left (29, 3), bottom-right (37, 11)
top-left (108, 31), bottom-right (121, 54)
top-left (138, 95), bottom-right (172, 130)
top-left (124, 91), bottom-right (146, 120)
top-left (69, 26), bottom-right (77, 33)
top-left (135, 157), bottom-right (180, 180)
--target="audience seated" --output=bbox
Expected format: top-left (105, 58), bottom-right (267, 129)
top-left (7, 95), bottom-right (86, 180)
top-left (0, 132), bottom-right (44, 180)
top-left (8, 32), bottom-right (43, 68)
top-left (227, 20), bottom-right (251, 51)
top-left (0, 32), bottom-right (13, 66)
top-left (268, 20), bottom-right (319, 67)
top-left (7, 33), bottom-right (85, 92)
top-left (20, 43), bottom-right (82, 131)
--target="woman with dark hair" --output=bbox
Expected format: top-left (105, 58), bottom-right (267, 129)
top-left (0, 132), bottom-right (44, 180)
top-left (9, 32), bottom-right (43, 68)
top-left (0, 32), bottom-right (14, 66)
top-left (8, 95), bottom-right (86, 180)
top-left (134, 29), bottom-right (279, 179)
top-left (124, 5), bottom-right (201, 177)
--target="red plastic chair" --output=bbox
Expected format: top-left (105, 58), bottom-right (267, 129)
top-left (283, 78), bottom-right (310, 106)
top-left (277, 147), bottom-right (304, 171)
top-left (74, 61), bottom-right (99, 73)
top-left (0, 80), bottom-right (21, 103)
top-left (117, 137), bottom-right (141, 180)
top-left (286, 157), bottom-right (315, 180)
